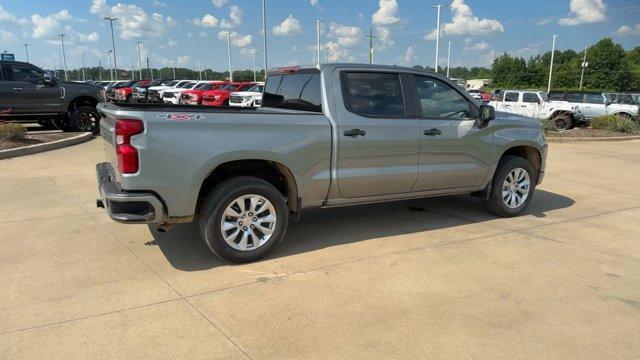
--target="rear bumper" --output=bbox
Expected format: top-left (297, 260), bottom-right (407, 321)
top-left (96, 162), bottom-right (165, 224)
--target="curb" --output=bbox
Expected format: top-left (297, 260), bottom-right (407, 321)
top-left (0, 132), bottom-right (94, 160)
top-left (547, 135), bottom-right (640, 143)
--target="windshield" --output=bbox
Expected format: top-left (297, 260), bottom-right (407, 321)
top-left (148, 79), bottom-right (165, 86)
top-left (181, 82), bottom-right (196, 88)
top-left (222, 84), bottom-right (237, 91)
top-left (603, 93), bottom-right (613, 102)
top-left (538, 92), bottom-right (549, 102)
top-left (247, 84), bottom-right (264, 92)
top-left (194, 83), bottom-right (214, 90)
top-left (165, 80), bottom-right (179, 87)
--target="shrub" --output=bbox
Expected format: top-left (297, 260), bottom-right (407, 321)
top-left (0, 123), bottom-right (28, 141)
top-left (590, 115), bottom-right (640, 134)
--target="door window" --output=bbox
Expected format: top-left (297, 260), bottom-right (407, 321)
top-left (7, 64), bottom-right (44, 84)
top-left (342, 72), bottom-right (405, 117)
top-left (522, 93), bottom-right (539, 103)
top-left (414, 76), bottom-right (470, 119)
top-left (566, 93), bottom-right (584, 103)
top-left (504, 92), bottom-right (519, 102)
top-left (584, 94), bottom-right (604, 104)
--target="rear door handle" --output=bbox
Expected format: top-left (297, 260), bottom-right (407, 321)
top-left (343, 129), bottom-right (366, 138)
top-left (423, 128), bottom-right (442, 136)
top-left (13, 87), bottom-right (23, 91)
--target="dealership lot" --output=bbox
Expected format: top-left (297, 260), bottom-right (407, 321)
top-left (1, 138), bottom-right (639, 359)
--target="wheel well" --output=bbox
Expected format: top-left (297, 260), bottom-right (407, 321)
top-left (196, 160), bottom-right (299, 215)
top-left (68, 96), bottom-right (98, 113)
top-left (551, 110), bottom-right (573, 119)
top-left (501, 146), bottom-right (542, 174)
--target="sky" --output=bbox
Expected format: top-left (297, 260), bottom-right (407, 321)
top-left (0, 0), bottom-right (639, 72)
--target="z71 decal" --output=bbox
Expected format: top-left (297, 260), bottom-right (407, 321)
top-left (156, 113), bottom-right (205, 121)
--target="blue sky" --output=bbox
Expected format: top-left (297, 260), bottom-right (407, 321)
top-left (0, 0), bottom-right (639, 72)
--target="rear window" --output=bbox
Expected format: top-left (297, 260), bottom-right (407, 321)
top-left (262, 73), bottom-right (322, 112)
top-left (342, 72), bottom-right (405, 117)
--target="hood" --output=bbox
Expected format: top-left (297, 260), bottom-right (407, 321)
top-left (494, 111), bottom-right (541, 127)
top-left (231, 91), bottom-right (262, 97)
top-left (148, 85), bottom-right (171, 91)
top-left (61, 81), bottom-right (101, 91)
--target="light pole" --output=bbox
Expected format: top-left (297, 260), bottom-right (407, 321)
top-left (136, 41), bottom-right (143, 80)
top-left (52, 57), bottom-right (58, 78)
top-left (23, 43), bottom-right (29, 62)
top-left (81, 52), bottom-right (86, 81)
top-left (325, 45), bottom-right (330, 63)
top-left (316, 19), bottom-right (323, 65)
top-left (57, 52), bottom-right (64, 80)
top-left (98, 60), bottom-right (102, 81)
top-left (366, 28), bottom-right (377, 65)
top-left (104, 17), bottom-right (118, 79)
top-left (579, 49), bottom-right (588, 90)
top-left (547, 34), bottom-right (558, 93)
top-left (172, 61), bottom-right (176, 78)
top-left (446, 41), bottom-right (452, 78)
top-left (433, 4), bottom-right (447, 73)
top-left (262, 0), bottom-right (268, 80)
top-left (225, 31), bottom-right (233, 82)
top-left (59, 34), bottom-right (68, 80)
top-left (107, 50), bottom-right (114, 81)
top-left (251, 49), bottom-right (257, 82)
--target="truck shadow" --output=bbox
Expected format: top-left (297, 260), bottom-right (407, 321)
top-left (147, 189), bottom-right (574, 271)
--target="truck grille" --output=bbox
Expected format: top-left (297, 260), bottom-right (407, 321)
top-left (180, 93), bottom-right (191, 100)
top-left (163, 92), bottom-right (175, 98)
top-left (229, 96), bottom-right (243, 103)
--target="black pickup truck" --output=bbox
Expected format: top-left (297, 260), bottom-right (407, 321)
top-left (0, 60), bottom-right (103, 133)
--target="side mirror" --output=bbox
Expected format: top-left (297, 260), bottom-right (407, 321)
top-left (479, 104), bottom-right (495, 122)
top-left (43, 72), bottom-right (54, 86)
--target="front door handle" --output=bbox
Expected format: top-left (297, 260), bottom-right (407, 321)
top-left (423, 128), bottom-right (442, 136)
top-left (13, 87), bottom-right (23, 91)
top-left (343, 128), bottom-right (366, 138)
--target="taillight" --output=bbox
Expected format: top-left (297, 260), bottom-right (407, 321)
top-left (115, 119), bottom-right (144, 174)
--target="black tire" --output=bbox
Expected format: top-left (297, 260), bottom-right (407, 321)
top-left (198, 176), bottom-right (289, 263)
top-left (69, 106), bottom-right (101, 134)
top-left (552, 114), bottom-right (572, 131)
top-left (483, 156), bottom-right (537, 217)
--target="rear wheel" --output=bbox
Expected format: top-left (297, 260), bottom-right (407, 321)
top-left (69, 106), bottom-right (101, 134)
top-left (552, 114), bottom-right (572, 131)
top-left (483, 156), bottom-right (537, 217)
top-left (198, 176), bottom-right (289, 263)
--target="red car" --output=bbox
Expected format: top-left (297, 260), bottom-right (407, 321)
top-left (480, 92), bottom-right (491, 102)
top-left (202, 82), bottom-right (256, 106)
top-left (115, 80), bottom-right (150, 102)
top-left (180, 81), bottom-right (228, 105)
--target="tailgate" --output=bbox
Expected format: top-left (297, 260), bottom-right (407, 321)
top-left (97, 103), bottom-right (120, 181)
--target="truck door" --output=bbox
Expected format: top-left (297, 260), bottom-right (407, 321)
top-left (497, 91), bottom-right (521, 115)
top-left (334, 71), bottom-right (419, 198)
top-left (582, 93), bottom-right (607, 118)
top-left (521, 92), bottom-right (540, 118)
top-left (409, 75), bottom-right (493, 191)
top-left (0, 64), bottom-right (12, 113)
top-left (3, 63), bottom-right (61, 114)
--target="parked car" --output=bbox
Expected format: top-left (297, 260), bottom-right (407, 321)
top-left (467, 89), bottom-right (483, 100)
top-left (162, 81), bottom-right (208, 104)
top-left (202, 82), bottom-right (257, 106)
top-left (147, 79), bottom-right (191, 103)
top-left (115, 80), bottom-right (150, 102)
top-left (96, 63), bottom-right (547, 263)
top-left (180, 81), bottom-right (228, 105)
top-left (490, 90), bottom-right (585, 130)
top-left (132, 78), bottom-right (174, 103)
top-left (105, 81), bottom-right (127, 101)
top-left (0, 60), bottom-right (103, 133)
top-left (549, 91), bottom-right (638, 121)
top-left (229, 83), bottom-right (264, 107)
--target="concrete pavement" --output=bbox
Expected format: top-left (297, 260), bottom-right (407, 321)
top-left (1, 139), bottom-right (639, 359)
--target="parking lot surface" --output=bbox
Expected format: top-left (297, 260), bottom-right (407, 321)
top-left (1, 139), bottom-right (639, 359)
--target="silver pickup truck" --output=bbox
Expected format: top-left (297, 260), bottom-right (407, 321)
top-left (96, 64), bottom-right (547, 263)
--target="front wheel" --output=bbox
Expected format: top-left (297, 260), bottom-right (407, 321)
top-left (198, 176), bottom-right (289, 263)
top-left (552, 114), bottom-right (573, 131)
top-left (483, 156), bottom-right (537, 217)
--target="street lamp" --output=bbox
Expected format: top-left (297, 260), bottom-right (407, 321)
top-left (446, 41), bottom-right (452, 78)
top-left (59, 34), bottom-right (68, 80)
top-left (224, 31), bottom-right (233, 82)
top-left (136, 41), bottom-right (143, 80)
top-left (81, 51), bottom-right (86, 81)
top-left (316, 19), bottom-right (324, 65)
top-left (107, 49), bottom-right (114, 81)
top-left (104, 17), bottom-right (119, 79)
top-left (433, 4), bottom-right (448, 73)
top-left (23, 43), bottom-right (29, 62)
top-left (579, 49), bottom-right (588, 90)
top-left (262, 0), bottom-right (268, 80)
top-left (547, 34), bottom-right (559, 93)
top-left (250, 49), bottom-right (257, 82)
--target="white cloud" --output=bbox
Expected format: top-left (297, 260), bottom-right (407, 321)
top-left (272, 15), bottom-right (302, 36)
top-left (403, 46), bottom-right (416, 63)
top-left (89, 0), bottom-right (172, 39)
top-left (310, 0), bottom-right (319, 6)
top-left (616, 23), bottom-right (640, 36)
top-left (375, 25), bottom-right (394, 49)
top-left (0, 29), bottom-right (17, 43)
top-left (177, 55), bottom-right (190, 64)
top-left (440, 0), bottom-right (504, 36)
top-left (198, 31), bottom-right (208, 37)
top-left (558, 0), bottom-right (607, 26)
top-left (325, 41), bottom-right (348, 62)
top-left (31, 10), bottom-right (72, 39)
top-left (536, 19), bottom-right (552, 26)
top-left (372, 0), bottom-right (400, 26)
top-left (465, 41), bottom-right (490, 51)
top-left (152, 0), bottom-right (167, 7)
top-left (193, 14), bottom-right (219, 27)
top-left (328, 23), bottom-right (361, 47)
top-left (0, 5), bottom-right (28, 25)
top-left (217, 31), bottom-right (253, 47)
top-left (212, 0), bottom-right (228, 8)
top-left (167, 37), bottom-right (177, 46)
top-left (512, 43), bottom-right (542, 58)
top-left (220, 5), bottom-right (242, 28)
